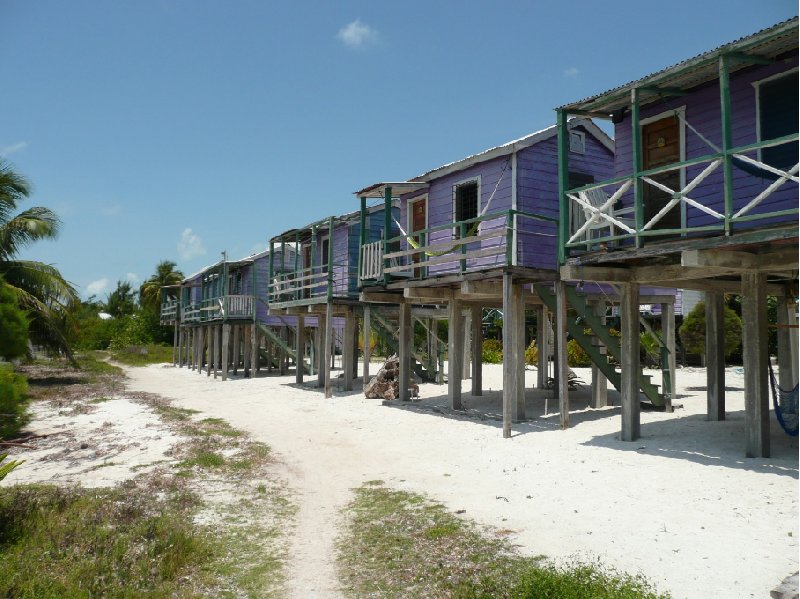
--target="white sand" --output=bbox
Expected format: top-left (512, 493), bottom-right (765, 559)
top-left (120, 362), bottom-right (798, 599)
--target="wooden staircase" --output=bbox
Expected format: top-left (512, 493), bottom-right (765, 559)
top-left (532, 284), bottom-right (666, 407)
top-left (371, 311), bottom-right (442, 383)
top-left (256, 323), bottom-right (311, 374)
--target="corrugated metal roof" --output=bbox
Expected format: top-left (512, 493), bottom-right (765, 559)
top-left (559, 18), bottom-right (798, 114)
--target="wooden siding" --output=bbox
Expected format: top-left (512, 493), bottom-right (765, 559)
top-left (613, 54), bottom-right (798, 231)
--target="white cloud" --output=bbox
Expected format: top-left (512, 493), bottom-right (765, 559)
top-left (563, 67), bottom-right (580, 78)
top-left (0, 141), bottom-right (29, 157)
top-left (337, 19), bottom-right (378, 49)
top-left (126, 272), bottom-right (140, 285)
top-left (178, 228), bottom-right (206, 261)
top-left (87, 278), bottom-right (110, 296)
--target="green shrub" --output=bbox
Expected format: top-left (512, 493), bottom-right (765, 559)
top-left (567, 338), bottom-right (591, 367)
top-left (482, 339), bottom-right (503, 363)
top-left (640, 331), bottom-right (661, 367)
top-left (0, 365), bottom-right (29, 440)
top-left (525, 340), bottom-right (539, 365)
top-left (678, 301), bottom-right (742, 357)
top-left (0, 282), bottom-right (29, 360)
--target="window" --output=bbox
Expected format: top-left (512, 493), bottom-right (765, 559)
top-left (758, 71), bottom-right (798, 170)
top-left (569, 130), bottom-right (586, 154)
top-left (320, 237), bottom-right (330, 273)
top-left (453, 179), bottom-right (479, 237)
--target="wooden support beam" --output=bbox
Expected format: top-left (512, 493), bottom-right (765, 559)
top-left (666, 278), bottom-right (786, 296)
top-left (324, 302), bottom-right (333, 398)
top-left (360, 291), bottom-right (404, 304)
top-left (343, 311), bottom-right (355, 391)
top-left (251, 327), bottom-right (259, 376)
top-left (173, 321), bottom-right (178, 366)
top-left (560, 265), bottom-right (631, 283)
top-left (555, 281), bottom-right (570, 429)
top-left (362, 305), bottom-right (372, 391)
top-left (682, 247), bottom-right (799, 272)
top-left (316, 318), bottom-right (325, 388)
top-left (777, 297), bottom-right (798, 391)
top-left (403, 287), bottom-right (453, 301)
top-left (661, 301), bottom-right (676, 413)
top-left (502, 274), bottom-right (515, 438)
top-left (741, 272), bottom-right (769, 458)
top-left (537, 306), bottom-right (549, 391)
top-left (296, 316), bottom-right (305, 384)
top-left (232, 326), bottom-right (240, 374)
top-left (212, 326), bottom-right (219, 379)
top-left (221, 324), bottom-right (230, 381)
top-left (462, 310), bottom-right (471, 380)
top-left (178, 326), bottom-right (185, 367)
top-left (243, 325), bottom-right (251, 377)
top-left (512, 280), bottom-right (526, 422)
top-left (620, 282), bottom-right (641, 441)
top-left (705, 292), bottom-right (726, 421)
top-left (590, 300), bottom-right (608, 409)
top-left (471, 305), bottom-right (482, 396)
top-left (460, 280), bottom-right (503, 299)
top-left (399, 303), bottom-right (412, 401)
top-left (448, 298), bottom-right (464, 410)
top-left (279, 327), bottom-right (288, 376)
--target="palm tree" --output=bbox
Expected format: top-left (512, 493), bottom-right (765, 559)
top-left (139, 260), bottom-right (184, 313)
top-left (0, 160), bottom-right (78, 363)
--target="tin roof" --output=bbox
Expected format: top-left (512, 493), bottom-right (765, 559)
top-left (558, 18), bottom-right (798, 115)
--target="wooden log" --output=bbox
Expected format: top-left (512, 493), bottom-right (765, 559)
top-left (344, 311), bottom-right (355, 391)
top-left (221, 324), bottom-right (230, 381)
top-left (471, 305), bottom-right (482, 396)
top-left (296, 316), bottom-right (305, 384)
top-left (555, 280), bottom-right (570, 429)
top-left (590, 300), bottom-right (608, 409)
top-left (399, 302), bottom-right (412, 401)
top-left (448, 298), bottom-right (464, 410)
top-left (620, 282), bottom-right (641, 441)
top-left (661, 301), bottom-right (676, 413)
top-left (705, 292), bottom-right (725, 421)
top-left (741, 272), bottom-right (769, 458)
top-left (363, 305), bottom-right (372, 392)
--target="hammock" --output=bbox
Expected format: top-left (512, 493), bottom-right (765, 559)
top-left (768, 359), bottom-right (799, 436)
top-left (394, 158), bottom-right (511, 257)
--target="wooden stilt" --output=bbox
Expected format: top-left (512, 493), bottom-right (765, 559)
top-left (502, 274), bottom-right (515, 438)
top-left (279, 327), bottom-right (288, 376)
top-left (555, 281), bottom-right (570, 429)
top-left (221, 324), bottom-right (230, 381)
top-left (462, 310), bottom-right (472, 380)
top-left (316, 319), bottom-right (325, 388)
top-left (741, 273), bottom-right (769, 458)
top-left (471, 305), bottom-right (482, 396)
top-left (173, 321), bottom-right (178, 366)
top-left (213, 326), bottom-right (220, 378)
top-left (251, 326), bottom-right (259, 377)
top-left (620, 282), bottom-right (641, 441)
top-left (590, 300), bottom-right (608, 409)
top-left (232, 325), bottom-right (240, 375)
top-left (777, 296), bottom-right (797, 391)
top-left (399, 302), bottom-right (412, 401)
top-left (448, 299), bottom-right (464, 410)
top-left (296, 316), bottom-right (305, 384)
top-left (661, 301), bottom-right (676, 413)
top-left (537, 306), bottom-right (549, 391)
top-left (705, 291), bottom-right (725, 421)
top-left (362, 305), bottom-right (372, 391)
top-left (243, 325), bottom-right (251, 377)
top-left (343, 311), bottom-right (355, 391)
top-left (512, 284), bottom-right (526, 421)
top-left (324, 302), bottom-right (333, 398)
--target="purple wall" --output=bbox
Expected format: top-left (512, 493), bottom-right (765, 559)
top-left (612, 54), bottom-right (798, 233)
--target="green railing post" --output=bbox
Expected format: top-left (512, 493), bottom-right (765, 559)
top-left (294, 231), bottom-right (300, 301)
top-left (556, 109), bottom-right (570, 263)
top-left (460, 221), bottom-right (467, 273)
top-left (327, 216), bottom-right (335, 301)
top-left (268, 240), bottom-right (274, 303)
top-left (383, 186), bottom-right (392, 285)
top-left (506, 211), bottom-right (514, 267)
top-left (358, 196), bottom-right (366, 284)
top-left (719, 53), bottom-right (734, 236)
top-left (222, 259), bottom-right (228, 322)
top-left (280, 240), bottom-right (286, 302)
top-left (631, 87), bottom-right (644, 248)
top-left (252, 256), bottom-right (257, 322)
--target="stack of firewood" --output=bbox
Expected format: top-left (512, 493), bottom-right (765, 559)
top-left (364, 355), bottom-right (419, 400)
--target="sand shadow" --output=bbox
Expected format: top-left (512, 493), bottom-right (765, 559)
top-left (582, 409), bottom-right (799, 477)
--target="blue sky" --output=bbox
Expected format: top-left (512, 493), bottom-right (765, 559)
top-left (1, 1), bottom-right (796, 299)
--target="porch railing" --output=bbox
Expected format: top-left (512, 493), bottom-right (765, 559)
top-left (160, 299), bottom-right (179, 322)
top-left (562, 133), bottom-right (799, 256)
top-left (268, 262), bottom-right (358, 306)
top-left (359, 209), bottom-right (557, 282)
top-left (182, 303), bottom-right (202, 323)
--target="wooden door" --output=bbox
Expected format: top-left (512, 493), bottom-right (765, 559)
top-left (642, 116), bottom-right (682, 233)
top-left (411, 199), bottom-right (426, 277)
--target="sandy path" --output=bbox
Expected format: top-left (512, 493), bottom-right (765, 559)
top-left (125, 363), bottom-right (799, 599)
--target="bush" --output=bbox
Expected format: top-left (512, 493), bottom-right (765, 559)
top-left (678, 301), bottom-right (742, 357)
top-left (525, 340), bottom-right (538, 366)
top-left (567, 339), bottom-right (591, 367)
top-left (0, 365), bottom-right (29, 439)
top-left (640, 332), bottom-right (661, 367)
top-left (0, 282), bottom-right (29, 360)
top-left (482, 339), bottom-right (503, 363)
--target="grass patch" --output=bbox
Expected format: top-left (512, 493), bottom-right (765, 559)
top-left (108, 344), bottom-right (174, 366)
top-left (179, 450), bottom-right (226, 469)
top-left (88, 396), bottom-right (115, 404)
top-left (337, 482), bottom-right (670, 599)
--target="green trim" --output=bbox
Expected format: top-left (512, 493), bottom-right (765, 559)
top-left (358, 196), bottom-right (366, 283)
top-left (731, 208), bottom-right (800, 223)
top-left (294, 231), bottom-right (300, 301)
top-left (383, 186), bottom-right (392, 285)
top-left (631, 87), bottom-right (644, 248)
top-left (719, 54), bottom-right (734, 235)
top-left (557, 109), bottom-right (570, 264)
top-left (327, 216), bottom-right (334, 302)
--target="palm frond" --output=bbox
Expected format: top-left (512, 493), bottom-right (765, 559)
top-left (0, 207), bottom-right (61, 260)
top-left (0, 160), bottom-right (31, 223)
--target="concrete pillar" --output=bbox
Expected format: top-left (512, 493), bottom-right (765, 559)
top-left (705, 292), bottom-right (725, 421)
top-left (362, 305), bottom-right (372, 391)
top-left (343, 310), bottom-right (356, 391)
top-left (741, 273), bottom-right (769, 458)
top-left (296, 316), bottom-right (305, 384)
top-left (620, 283), bottom-right (641, 441)
top-left (471, 305), bottom-right (482, 396)
top-left (555, 281), bottom-right (570, 429)
top-left (590, 300), bottom-right (608, 409)
top-left (448, 299), bottom-right (464, 410)
top-left (399, 302), bottom-right (412, 401)
top-left (661, 301), bottom-right (676, 413)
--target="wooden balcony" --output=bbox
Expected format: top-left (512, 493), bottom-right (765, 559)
top-left (160, 299), bottom-right (179, 323)
top-left (268, 263), bottom-right (357, 308)
top-left (178, 295), bottom-right (254, 323)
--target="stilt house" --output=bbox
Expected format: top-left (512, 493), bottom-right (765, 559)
top-left (555, 18), bottom-right (799, 456)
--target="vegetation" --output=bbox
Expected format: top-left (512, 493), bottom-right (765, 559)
top-left (337, 481), bottom-right (670, 599)
top-left (107, 344), bottom-right (174, 366)
top-left (524, 340), bottom-right (538, 366)
top-left (482, 338), bottom-right (503, 364)
top-left (0, 279), bottom-right (29, 360)
top-left (139, 260), bottom-right (183, 313)
top-left (0, 160), bottom-right (77, 363)
top-left (0, 453), bottom-right (23, 483)
top-left (678, 301), bottom-right (743, 357)
top-left (0, 364), bottom-right (29, 439)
